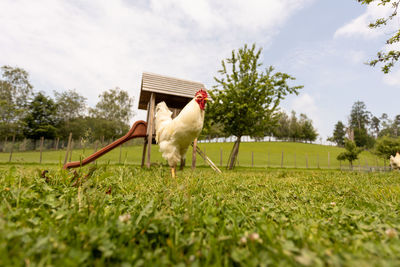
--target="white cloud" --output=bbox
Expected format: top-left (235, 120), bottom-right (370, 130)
top-left (348, 50), bottom-right (366, 64)
top-left (383, 67), bottom-right (400, 86)
top-left (334, 2), bottom-right (393, 39)
top-left (291, 93), bottom-right (318, 117)
top-left (0, 0), bottom-right (313, 117)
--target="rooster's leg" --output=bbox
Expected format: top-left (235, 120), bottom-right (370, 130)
top-left (179, 158), bottom-right (185, 170)
top-left (171, 165), bottom-right (176, 178)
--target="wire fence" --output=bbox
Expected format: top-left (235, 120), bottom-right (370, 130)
top-left (0, 135), bottom-right (390, 172)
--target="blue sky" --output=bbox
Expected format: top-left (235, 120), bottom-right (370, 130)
top-left (1, 0), bottom-right (399, 141)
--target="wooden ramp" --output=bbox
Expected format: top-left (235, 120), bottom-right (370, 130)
top-left (63, 120), bottom-right (147, 169)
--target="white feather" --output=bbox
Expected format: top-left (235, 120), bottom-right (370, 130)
top-left (155, 99), bottom-right (205, 167)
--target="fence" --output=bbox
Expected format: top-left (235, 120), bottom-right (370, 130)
top-left (0, 135), bottom-right (390, 171)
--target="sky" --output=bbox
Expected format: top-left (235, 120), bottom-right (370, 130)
top-left (1, 0), bottom-right (399, 142)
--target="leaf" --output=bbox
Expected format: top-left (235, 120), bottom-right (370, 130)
top-left (135, 200), bottom-right (154, 225)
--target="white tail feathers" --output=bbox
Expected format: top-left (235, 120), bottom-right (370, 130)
top-left (155, 102), bottom-right (172, 143)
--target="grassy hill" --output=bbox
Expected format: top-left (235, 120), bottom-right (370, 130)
top-left (0, 141), bottom-right (387, 169)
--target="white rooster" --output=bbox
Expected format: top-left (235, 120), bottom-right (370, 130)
top-left (390, 152), bottom-right (400, 170)
top-left (155, 89), bottom-right (208, 177)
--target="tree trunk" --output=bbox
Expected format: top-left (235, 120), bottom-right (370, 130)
top-left (227, 136), bottom-right (241, 170)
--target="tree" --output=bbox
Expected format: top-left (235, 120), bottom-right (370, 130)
top-left (90, 87), bottom-right (134, 124)
top-left (208, 44), bottom-right (302, 169)
top-left (54, 89), bottom-right (87, 139)
top-left (22, 92), bottom-right (58, 143)
top-left (370, 116), bottom-right (381, 138)
top-left (373, 136), bottom-right (400, 159)
top-left (337, 139), bottom-right (362, 169)
top-left (349, 101), bottom-right (370, 130)
top-left (273, 111), bottom-right (290, 141)
top-left (289, 111), bottom-right (301, 142)
top-left (357, 0), bottom-right (400, 73)
top-left (54, 89), bottom-right (86, 122)
top-left (348, 101), bottom-right (374, 148)
top-left (89, 87), bottom-right (135, 138)
top-left (299, 113), bottom-right (318, 143)
top-left (0, 65), bottom-right (33, 137)
top-left (328, 121), bottom-right (346, 146)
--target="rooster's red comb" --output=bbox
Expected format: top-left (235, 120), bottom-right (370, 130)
top-left (195, 89), bottom-right (208, 98)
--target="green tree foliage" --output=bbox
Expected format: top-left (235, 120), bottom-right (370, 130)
top-left (378, 113), bottom-right (400, 137)
top-left (373, 135), bottom-right (400, 159)
top-left (272, 111), bottom-right (318, 143)
top-left (54, 89), bottom-right (87, 122)
top-left (348, 101), bottom-right (375, 148)
top-left (370, 116), bottom-right (381, 138)
top-left (90, 87), bottom-right (134, 124)
top-left (54, 89), bottom-right (87, 139)
top-left (298, 113), bottom-right (318, 143)
top-left (89, 87), bottom-right (134, 138)
top-left (349, 101), bottom-right (370, 130)
top-left (22, 92), bottom-right (58, 142)
top-left (0, 65), bottom-right (33, 137)
top-left (328, 121), bottom-right (346, 147)
top-left (208, 44), bottom-right (303, 169)
top-left (357, 0), bottom-right (400, 73)
top-left (273, 111), bottom-right (290, 140)
top-left (337, 139), bottom-right (362, 168)
top-left (289, 111), bottom-right (301, 142)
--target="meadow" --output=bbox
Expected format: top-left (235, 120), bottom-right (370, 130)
top-left (1, 163), bottom-right (400, 266)
top-left (0, 141), bottom-right (389, 170)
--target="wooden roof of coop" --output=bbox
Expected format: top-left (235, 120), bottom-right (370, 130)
top-left (138, 72), bottom-right (206, 110)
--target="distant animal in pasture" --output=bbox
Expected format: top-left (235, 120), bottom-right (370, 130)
top-left (389, 152), bottom-right (400, 170)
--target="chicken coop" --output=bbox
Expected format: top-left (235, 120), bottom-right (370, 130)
top-left (138, 72), bottom-right (206, 168)
top-left (63, 71), bottom-right (218, 171)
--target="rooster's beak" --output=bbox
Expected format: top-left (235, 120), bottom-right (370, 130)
top-left (204, 97), bottom-right (209, 101)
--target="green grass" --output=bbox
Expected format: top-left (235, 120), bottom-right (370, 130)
top-left (0, 141), bottom-right (388, 170)
top-left (1, 164), bottom-right (400, 266)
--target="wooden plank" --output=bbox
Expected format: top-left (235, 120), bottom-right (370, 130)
top-left (64, 133), bottom-right (72, 166)
top-left (194, 144), bottom-right (221, 173)
top-left (8, 135), bottom-right (15, 162)
top-left (146, 93), bottom-right (155, 168)
top-left (192, 138), bottom-right (197, 170)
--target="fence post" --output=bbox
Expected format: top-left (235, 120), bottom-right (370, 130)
top-left (305, 154), bottom-right (308, 169)
top-left (8, 135), bottom-right (15, 162)
top-left (281, 151), bottom-right (284, 168)
top-left (251, 151), bottom-right (254, 167)
top-left (39, 136), bottom-right (44, 163)
top-left (3, 136), bottom-right (8, 152)
top-left (64, 132), bottom-right (72, 166)
top-left (203, 147), bottom-right (206, 165)
top-left (69, 140), bottom-right (74, 162)
top-left (94, 141), bottom-right (98, 152)
top-left (55, 137), bottom-right (59, 150)
top-left (317, 153), bottom-right (320, 169)
top-left (192, 138), bottom-right (197, 170)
